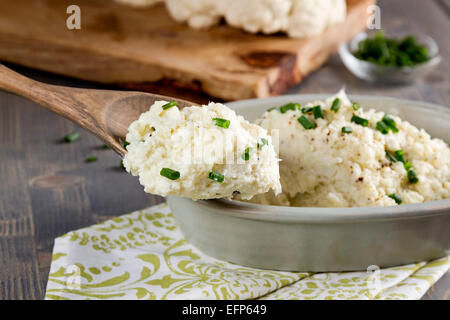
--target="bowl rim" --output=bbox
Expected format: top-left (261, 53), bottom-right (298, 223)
top-left (338, 31), bottom-right (442, 72)
top-left (193, 93), bottom-right (450, 224)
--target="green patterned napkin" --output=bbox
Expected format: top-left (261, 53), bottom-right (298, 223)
top-left (45, 203), bottom-right (449, 300)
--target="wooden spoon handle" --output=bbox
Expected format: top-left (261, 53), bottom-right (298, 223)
top-left (0, 64), bottom-right (127, 155)
top-left (0, 64), bottom-right (87, 120)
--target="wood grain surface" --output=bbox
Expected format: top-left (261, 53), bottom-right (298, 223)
top-left (0, 0), bottom-right (449, 300)
top-left (0, 0), bottom-right (373, 102)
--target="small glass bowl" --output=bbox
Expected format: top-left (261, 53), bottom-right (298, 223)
top-left (339, 32), bottom-right (441, 84)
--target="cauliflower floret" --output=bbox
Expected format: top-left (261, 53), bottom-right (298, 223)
top-left (217, 0), bottom-right (346, 37)
top-left (288, 0), bottom-right (347, 37)
top-left (217, 0), bottom-right (291, 34)
top-left (114, 0), bottom-right (163, 7)
top-left (165, 0), bottom-right (221, 29)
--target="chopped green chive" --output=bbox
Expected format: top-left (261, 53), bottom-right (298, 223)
top-left (241, 147), bottom-right (254, 161)
top-left (386, 150), bottom-right (417, 183)
top-left (376, 115), bottom-right (399, 135)
top-left (162, 101), bottom-right (178, 110)
top-left (407, 169), bottom-right (419, 183)
top-left (312, 105), bottom-right (324, 119)
top-left (102, 144), bottom-right (110, 150)
top-left (160, 168), bottom-right (180, 180)
top-left (382, 115), bottom-right (399, 133)
top-left (388, 193), bottom-right (402, 204)
top-left (330, 98), bottom-right (341, 112)
top-left (394, 150), bottom-right (406, 163)
top-left (257, 138), bottom-right (268, 149)
top-left (208, 170), bottom-right (224, 183)
top-left (280, 103), bottom-right (300, 113)
top-left (301, 107), bottom-right (313, 114)
top-left (267, 107), bottom-right (277, 112)
top-left (341, 126), bottom-right (353, 134)
top-left (85, 156), bottom-right (98, 163)
top-left (353, 31), bottom-right (429, 67)
top-left (64, 132), bottom-right (80, 143)
top-left (123, 141), bottom-right (130, 148)
top-left (386, 150), bottom-right (398, 162)
top-left (212, 118), bottom-right (230, 129)
top-left (297, 116), bottom-right (316, 130)
top-left (376, 120), bottom-right (390, 134)
top-left (352, 102), bottom-right (360, 111)
top-left (120, 160), bottom-right (125, 169)
top-left (351, 115), bottom-right (369, 127)
top-left (404, 161), bottom-right (412, 170)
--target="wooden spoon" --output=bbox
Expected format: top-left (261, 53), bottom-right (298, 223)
top-left (0, 64), bottom-right (194, 157)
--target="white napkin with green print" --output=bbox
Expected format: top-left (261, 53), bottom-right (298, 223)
top-left (45, 203), bottom-right (449, 300)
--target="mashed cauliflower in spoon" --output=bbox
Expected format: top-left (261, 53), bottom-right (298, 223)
top-left (123, 101), bottom-right (281, 200)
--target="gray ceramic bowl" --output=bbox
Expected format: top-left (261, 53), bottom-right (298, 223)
top-left (167, 94), bottom-right (450, 272)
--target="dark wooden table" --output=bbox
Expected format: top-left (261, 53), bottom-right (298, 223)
top-left (0, 0), bottom-right (449, 300)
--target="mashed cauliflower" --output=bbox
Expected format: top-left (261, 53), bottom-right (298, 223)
top-left (123, 101), bottom-right (281, 200)
top-left (114, 0), bottom-right (346, 38)
top-left (249, 90), bottom-right (450, 207)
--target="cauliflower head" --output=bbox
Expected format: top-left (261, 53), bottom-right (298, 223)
top-left (115, 0), bottom-right (347, 38)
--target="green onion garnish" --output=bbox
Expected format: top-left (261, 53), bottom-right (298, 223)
top-left (85, 156), bottom-right (98, 163)
top-left (330, 98), bottom-right (341, 112)
top-left (280, 103), bottom-right (300, 114)
top-left (341, 126), bottom-right (353, 134)
top-left (386, 150), bottom-right (397, 162)
top-left (353, 31), bottom-right (429, 67)
top-left (257, 138), bottom-right (268, 149)
top-left (123, 141), bottom-right (130, 148)
top-left (64, 132), bottom-right (80, 143)
top-left (312, 105), bottom-right (324, 119)
top-left (407, 169), bottom-right (419, 183)
top-left (351, 115), bottom-right (369, 127)
top-left (208, 170), bottom-right (224, 183)
top-left (160, 168), bottom-right (180, 180)
top-left (388, 193), bottom-right (402, 204)
top-left (394, 150), bottom-right (406, 163)
top-left (120, 160), bottom-right (125, 170)
top-left (352, 102), bottom-right (360, 111)
top-left (102, 144), bottom-right (110, 150)
top-left (404, 161), bottom-right (412, 170)
top-left (382, 115), bottom-right (399, 133)
top-left (241, 147), bottom-right (254, 161)
top-left (297, 116), bottom-right (316, 130)
top-left (301, 107), bottom-right (313, 114)
top-left (162, 101), bottom-right (178, 110)
top-left (212, 118), bottom-right (230, 129)
top-left (376, 120), bottom-right (390, 134)
top-left (267, 107), bottom-right (277, 112)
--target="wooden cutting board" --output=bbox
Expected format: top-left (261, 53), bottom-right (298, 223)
top-left (0, 0), bottom-right (374, 102)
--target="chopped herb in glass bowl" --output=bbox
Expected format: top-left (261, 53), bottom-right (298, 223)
top-left (339, 31), bottom-right (441, 83)
top-left (353, 31), bottom-right (429, 67)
